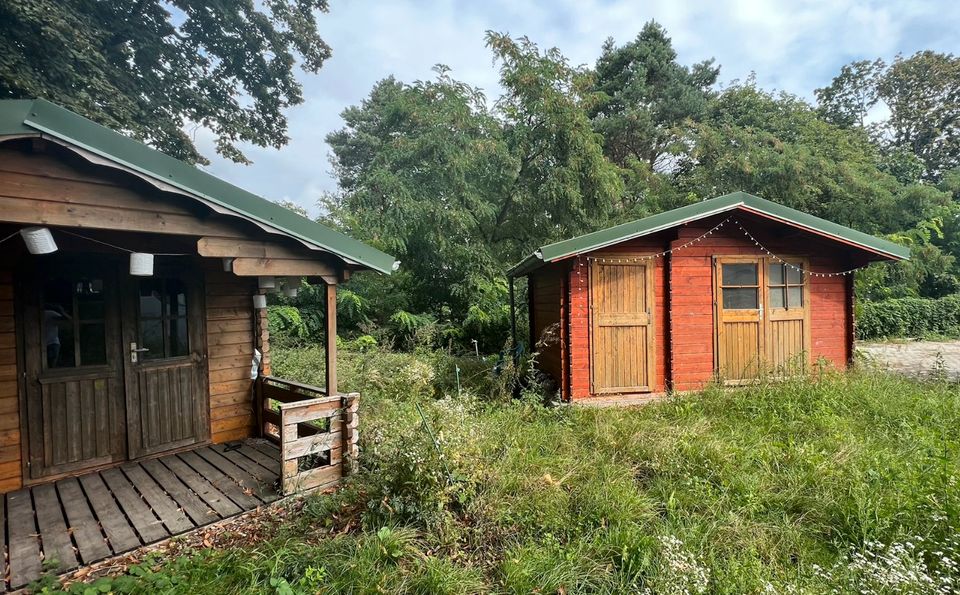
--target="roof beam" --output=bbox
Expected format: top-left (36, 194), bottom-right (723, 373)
top-left (198, 236), bottom-right (322, 260)
top-left (231, 257), bottom-right (337, 277)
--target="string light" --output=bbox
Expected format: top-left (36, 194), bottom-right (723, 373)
top-left (573, 217), bottom-right (865, 278)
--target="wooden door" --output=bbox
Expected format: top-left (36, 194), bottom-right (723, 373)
top-left (764, 259), bottom-right (810, 376)
top-left (714, 257), bottom-right (810, 383)
top-left (714, 257), bottom-right (764, 383)
top-left (590, 259), bottom-right (656, 394)
top-left (21, 262), bottom-right (127, 480)
top-left (122, 271), bottom-right (209, 459)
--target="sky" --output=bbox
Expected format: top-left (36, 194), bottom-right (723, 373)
top-left (194, 0), bottom-right (960, 217)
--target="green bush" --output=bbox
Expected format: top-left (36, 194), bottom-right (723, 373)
top-left (856, 294), bottom-right (960, 339)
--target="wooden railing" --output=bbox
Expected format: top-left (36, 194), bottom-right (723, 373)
top-left (254, 376), bottom-right (359, 494)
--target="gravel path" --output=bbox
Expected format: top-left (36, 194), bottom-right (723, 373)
top-left (857, 340), bottom-right (960, 381)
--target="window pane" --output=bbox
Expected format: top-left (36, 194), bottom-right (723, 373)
top-left (722, 263), bottom-right (758, 286)
top-left (139, 280), bottom-right (163, 318)
top-left (140, 319), bottom-right (164, 360)
top-left (166, 280), bottom-right (187, 317)
top-left (170, 317), bottom-right (189, 357)
top-left (786, 263), bottom-right (804, 284)
top-left (79, 323), bottom-right (106, 365)
top-left (767, 263), bottom-right (784, 285)
top-left (769, 287), bottom-right (786, 309)
top-left (77, 279), bottom-right (105, 320)
top-left (723, 287), bottom-right (758, 309)
top-left (47, 321), bottom-right (75, 368)
top-left (788, 286), bottom-right (803, 308)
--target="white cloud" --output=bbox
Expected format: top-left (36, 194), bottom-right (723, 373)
top-left (199, 0), bottom-right (958, 217)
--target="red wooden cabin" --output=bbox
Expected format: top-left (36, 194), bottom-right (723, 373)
top-left (509, 192), bottom-right (908, 401)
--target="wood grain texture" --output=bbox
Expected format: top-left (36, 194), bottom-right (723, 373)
top-left (0, 270), bottom-right (20, 492)
top-left (1, 440), bottom-right (281, 589)
top-left (589, 257), bottom-right (655, 394)
top-left (205, 264), bottom-right (258, 444)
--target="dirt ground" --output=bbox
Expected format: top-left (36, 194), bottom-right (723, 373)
top-left (857, 340), bottom-right (960, 381)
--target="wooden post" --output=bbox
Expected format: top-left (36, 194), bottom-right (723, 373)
top-left (508, 277), bottom-right (517, 362)
top-left (342, 393), bottom-right (360, 475)
top-left (325, 281), bottom-right (337, 396)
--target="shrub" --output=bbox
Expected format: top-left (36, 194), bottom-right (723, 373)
top-left (856, 294), bottom-right (960, 340)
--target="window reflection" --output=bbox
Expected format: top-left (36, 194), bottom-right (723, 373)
top-left (42, 276), bottom-right (106, 368)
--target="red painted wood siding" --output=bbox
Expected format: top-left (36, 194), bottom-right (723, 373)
top-left (566, 236), bottom-right (670, 399)
top-left (559, 217), bottom-right (854, 398)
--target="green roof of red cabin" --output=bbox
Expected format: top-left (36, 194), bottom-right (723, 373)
top-left (509, 191), bottom-right (909, 277)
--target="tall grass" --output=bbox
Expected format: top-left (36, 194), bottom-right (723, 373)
top-left (50, 347), bottom-right (960, 594)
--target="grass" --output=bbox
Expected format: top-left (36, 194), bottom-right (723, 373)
top-left (45, 346), bottom-right (960, 594)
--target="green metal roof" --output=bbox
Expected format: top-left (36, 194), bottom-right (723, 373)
top-left (0, 99), bottom-right (398, 274)
top-left (509, 191), bottom-right (910, 277)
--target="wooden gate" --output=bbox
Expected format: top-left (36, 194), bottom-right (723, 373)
top-left (590, 258), bottom-right (656, 394)
top-left (714, 257), bottom-right (810, 383)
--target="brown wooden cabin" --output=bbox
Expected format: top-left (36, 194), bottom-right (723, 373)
top-left (0, 99), bottom-right (395, 587)
top-left (509, 192), bottom-right (909, 402)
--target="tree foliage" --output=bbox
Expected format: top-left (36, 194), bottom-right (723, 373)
top-left (591, 21), bottom-right (718, 170)
top-left (314, 27), bottom-right (960, 348)
top-left (817, 51), bottom-right (960, 182)
top-left (0, 0), bottom-right (332, 164)
top-left (324, 36), bottom-right (621, 349)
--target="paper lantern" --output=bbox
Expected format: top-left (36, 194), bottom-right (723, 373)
top-left (20, 227), bottom-right (58, 254)
top-left (282, 276), bottom-right (300, 298)
top-left (222, 258), bottom-right (234, 272)
top-left (258, 276), bottom-right (276, 289)
top-left (129, 253), bottom-right (154, 276)
top-left (252, 294), bottom-right (267, 309)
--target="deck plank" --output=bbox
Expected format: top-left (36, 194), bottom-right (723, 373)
top-left (160, 455), bottom-right (242, 518)
top-left (237, 443), bottom-right (282, 475)
top-left (178, 451), bottom-right (262, 510)
top-left (78, 473), bottom-right (141, 554)
top-left (32, 483), bottom-right (78, 573)
top-left (99, 468), bottom-right (168, 545)
top-left (195, 446), bottom-right (279, 503)
top-left (211, 443), bottom-right (280, 490)
top-left (140, 458), bottom-right (219, 526)
top-left (56, 478), bottom-right (111, 564)
top-left (121, 464), bottom-right (194, 535)
top-left (6, 489), bottom-right (41, 589)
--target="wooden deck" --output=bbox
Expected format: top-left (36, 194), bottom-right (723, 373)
top-left (1, 439), bottom-right (281, 591)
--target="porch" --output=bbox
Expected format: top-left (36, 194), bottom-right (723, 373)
top-left (2, 439), bottom-right (281, 591)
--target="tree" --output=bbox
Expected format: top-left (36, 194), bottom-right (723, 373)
top-left (678, 83), bottom-right (950, 234)
top-left (325, 70), bottom-right (510, 327)
top-left (879, 52), bottom-right (960, 182)
top-left (485, 32), bottom-right (623, 257)
top-left (325, 35), bottom-right (621, 349)
top-left (0, 0), bottom-right (332, 164)
top-left (590, 22), bottom-right (718, 170)
top-left (815, 59), bottom-right (885, 128)
top-left (817, 52), bottom-right (960, 182)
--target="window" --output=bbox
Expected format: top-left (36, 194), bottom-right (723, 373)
top-left (42, 277), bottom-right (106, 368)
top-left (721, 263), bottom-right (759, 309)
top-left (767, 262), bottom-right (805, 309)
top-left (138, 278), bottom-right (189, 360)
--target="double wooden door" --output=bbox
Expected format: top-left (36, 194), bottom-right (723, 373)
top-left (590, 258), bottom-right (656, 394)
top-left (21, 259), bottom-right (209, 481)
top-left (714, 256), bottom-right (809, 383)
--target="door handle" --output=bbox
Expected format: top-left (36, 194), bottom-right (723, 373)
top-left (130, 342), bottom-right (149, 363)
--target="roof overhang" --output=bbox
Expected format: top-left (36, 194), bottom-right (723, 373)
top-left (0, 99), bottom-right (399, 274)
top-left (508, 191), bottom-right (910, 277)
